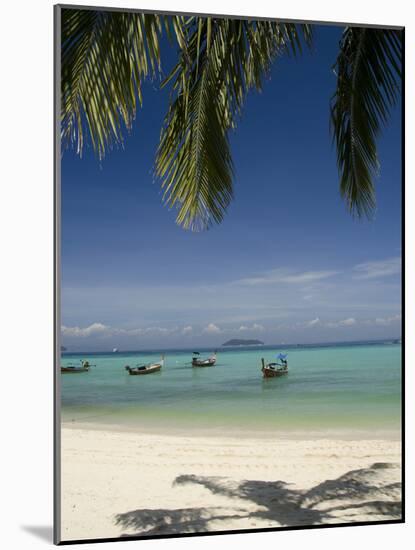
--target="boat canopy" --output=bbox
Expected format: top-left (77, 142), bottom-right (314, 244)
top-left (277, 353), bottom-right (287, 360)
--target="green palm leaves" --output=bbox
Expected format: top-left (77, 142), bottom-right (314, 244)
top-left (331, 28), bottom-right (402, 217)
top-left (61, 9), bottom-right (402, 229)
top-left (61, 9), bottom-right (162, 158)
top-left (156, 19), bottom-right (311, 230)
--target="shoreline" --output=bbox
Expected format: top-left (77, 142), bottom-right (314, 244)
top-left (61, 419), bottom-right (401, 441)
top-left (61, 424), bottom-right (402, 541)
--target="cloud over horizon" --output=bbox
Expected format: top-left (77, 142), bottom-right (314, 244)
top-left (61, 256), bottom-right (401, 350)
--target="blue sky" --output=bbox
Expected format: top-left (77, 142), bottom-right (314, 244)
top-left (61, 22), bottom-right (402, 351)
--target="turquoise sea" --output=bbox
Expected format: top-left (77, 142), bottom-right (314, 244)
top-left (60, 342), bottom-right (402, 437)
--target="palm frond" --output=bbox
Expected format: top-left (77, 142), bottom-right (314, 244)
top-left (156, 23), bottom-right (232, 231)
top-left (156, 18), bottom-right (312, 230)
top-left (331, 28), bottom-right (402, 218)
top-left (61, 9), bottom-right (162, 158)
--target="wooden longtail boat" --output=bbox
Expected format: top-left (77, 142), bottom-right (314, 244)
top-left (61, 360), bottom-right (90, 373)
top-left (192, 352), bottom-right (217, 367)
top-left (125, 356), bottom-right (164, 375)
top-left (261, 355), bottom-right (288, 378)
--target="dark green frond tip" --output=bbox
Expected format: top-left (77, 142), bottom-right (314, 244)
top-left (331, 27), bottom-right (402, 219)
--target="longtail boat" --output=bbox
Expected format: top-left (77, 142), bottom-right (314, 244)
top-left (61, 360), bottom-right (90, 373)
top-left (192, 351), bottom-right (217, 367)
top-left (125, 355), bottom-right (164, 375)
top-left (261, 354), bottom-right (288, 378)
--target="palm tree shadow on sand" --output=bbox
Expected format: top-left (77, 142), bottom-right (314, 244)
top-left (115, 462), bottom-right (401, 536)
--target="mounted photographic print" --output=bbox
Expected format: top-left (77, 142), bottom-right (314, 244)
top-left (54, 4), bottom-right (404, 544)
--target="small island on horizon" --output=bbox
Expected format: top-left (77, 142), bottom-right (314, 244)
top-left (222, 339), bottom-right (265, 347)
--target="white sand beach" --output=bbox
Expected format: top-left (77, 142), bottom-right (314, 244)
top-left (60, 425), bottom-right (401, 541)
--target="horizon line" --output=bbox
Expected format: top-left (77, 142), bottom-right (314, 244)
top-left (61, 336), bottom-right (401, 355)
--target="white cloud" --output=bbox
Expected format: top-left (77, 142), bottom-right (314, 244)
top-left (235, 269), bottom-right (339, 286)
top-left (326, 317), bottom-right (356, 328)
top-left (307, 317), bottom-right (320, 327)
top-left (61, 322), bottom-right (109, 338)
top-left (182, 325), bottom-right (193, 334)
top-left (338, 317), bottom-right (356, 326)
top-left (62, 323), bottom-right (176, 338)
top-left (353, 257), bottom-right (401, 280)
top-left (203, 323), bottom-right (221, 334)
top-left (374, 314), bottom-right (401, 326)
top-left (122, 326), bottom-right (173, 336)
top-left (238, 323), bottom-right (264, 332)
top-left (142, 327), bottom-right (172, 334)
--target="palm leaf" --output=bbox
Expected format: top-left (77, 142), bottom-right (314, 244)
top-left (61, 9), bottom-right (162, 158)
top-left (331, 28), bottom-right (402, 218)
top-left (156, 18), bottom-right (312, 230)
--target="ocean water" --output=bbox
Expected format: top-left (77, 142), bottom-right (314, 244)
top-left (60, 342), bottom-right (402, 437)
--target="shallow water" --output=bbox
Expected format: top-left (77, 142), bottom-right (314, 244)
top-left (60, 342), bottom-right (401, 436)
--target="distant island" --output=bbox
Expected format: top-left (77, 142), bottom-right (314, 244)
top-left (222, 339), bottom-right (264, 347)
top-left (61, 346), bottom-right (67, 351)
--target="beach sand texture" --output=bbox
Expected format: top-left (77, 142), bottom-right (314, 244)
top-left (61, 426), bottom-right (401, 541)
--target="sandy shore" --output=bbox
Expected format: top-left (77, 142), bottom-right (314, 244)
top-left (60, 425), bottom-right (402, 541)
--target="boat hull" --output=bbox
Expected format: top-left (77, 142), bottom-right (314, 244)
top-left (61, 367), bottom-right (89, 373)
top-left (192, 359), bottom-right (216, 367)
top-left (262, 366), bottom-right (288, 378)
top-left (126, 364), bottom-right (162, 375)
